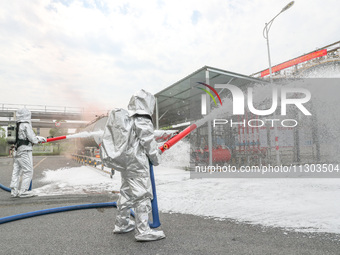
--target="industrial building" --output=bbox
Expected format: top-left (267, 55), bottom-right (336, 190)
top-left (154, 41), bottom-right (340, 167)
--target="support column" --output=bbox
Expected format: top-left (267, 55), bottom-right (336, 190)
top-left (155, 97), bottom-right (159, 130)
top-left (206, 70), bottom-right (213, 166)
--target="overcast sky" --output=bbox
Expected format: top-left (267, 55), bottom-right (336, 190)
top-left (0, 0), bottom-right (339, 114)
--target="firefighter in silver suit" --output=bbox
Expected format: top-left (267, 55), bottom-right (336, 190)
top-left (10, 108), bottom-right (46, 198)
top-left (113, 90), bottom-right (165, 241)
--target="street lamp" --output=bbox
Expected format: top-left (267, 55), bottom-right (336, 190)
top-left (263, 1), bottom-right (295, 83)
top-left (263, 1), bottom-right (294, 165)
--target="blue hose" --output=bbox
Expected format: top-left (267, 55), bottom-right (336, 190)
top-left (0, 180), bottom-right (33, 192)
top-left (0, 183), bottom-right (11, 192)
top-left (149, 163), bottom-right (161, 228)
top-left (29, 180), bottom-right (32, 191)
top-left (0, 164), bottom-right (160, 228)
top-left (0, 202), bottom-right (127, 225)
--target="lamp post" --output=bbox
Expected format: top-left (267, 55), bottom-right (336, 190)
top-left (263, 1), bottom-right (294, 165)
top-left (263, 1), bottom-right (294, 83)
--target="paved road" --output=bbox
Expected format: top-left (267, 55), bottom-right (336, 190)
top-left (0, 156), bottom-right (339, 255)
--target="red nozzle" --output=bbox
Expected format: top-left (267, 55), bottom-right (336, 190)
top-left (45, 136), bottom-right (67, 143)
top-left (159, 124), bottom-right (197, 153)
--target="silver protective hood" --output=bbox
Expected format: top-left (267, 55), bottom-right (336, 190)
top-left (15, 108), bottom-right (40, 152)
top-left (128, 89), bottom-right (155, 117)
top-left (100, 89), bottom-right (160, 176)
top-left (16, 108), bottom-right (31, 123)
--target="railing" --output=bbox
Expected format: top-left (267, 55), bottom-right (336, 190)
top-left (0, 103), bottom-right (84, 114)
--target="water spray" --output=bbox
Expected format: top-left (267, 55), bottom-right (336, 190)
top-left (45, 126), bottom-right (199, 154)
top-left (44, 130), bottom-right (104, 143)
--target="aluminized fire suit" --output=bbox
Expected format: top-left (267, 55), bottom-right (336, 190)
top-left (10, 108), bottom-right (46, 198)
top-left (113, 90), bottom-right (165, 241)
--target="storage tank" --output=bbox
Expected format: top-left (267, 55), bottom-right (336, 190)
top-left (77, 115), bottom-right (108, 149)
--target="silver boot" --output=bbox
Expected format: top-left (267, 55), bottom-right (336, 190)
top-left (114, 208), bottom-right (135, 234)
top-left (10, 188), bottom-right (18, 198)
top-left (18, 189), bottom-right (36, 198)
top-left (134, 202), bottom-right (165, 242)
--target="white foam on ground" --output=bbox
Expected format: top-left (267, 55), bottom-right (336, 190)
top-left (155, 166), bottom-right (340, 234)
top-left (34, 166), bottom-right (121, 196)
top-left (34, 162), bottom-right (340, 234)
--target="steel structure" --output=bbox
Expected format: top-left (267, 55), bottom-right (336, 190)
top-left (0, 103), bottom-right (86, 129)
top-left (154, 66), bottom-right (266, 166)
top-left (251, 40), bottom-right (340, 79)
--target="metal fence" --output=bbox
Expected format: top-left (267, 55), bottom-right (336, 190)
top-left (0, 103), bottom-right (84, 114)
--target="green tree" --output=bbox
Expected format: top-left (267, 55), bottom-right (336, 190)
top-left (0, 127), bottom-right (7, 147)
top-left (0, 127), bottom-right (5, 139)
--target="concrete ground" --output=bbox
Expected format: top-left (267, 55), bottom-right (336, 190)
top-left (0, 155), bottom-right (339, 255)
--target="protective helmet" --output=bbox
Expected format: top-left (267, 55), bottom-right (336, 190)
top-left (128, 89), bottom-right (155, 117)
top-left (16, 108), bottom-right (31, 122)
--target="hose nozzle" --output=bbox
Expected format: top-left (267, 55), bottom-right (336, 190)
top-left (159, 124), bottom-right (197, 153)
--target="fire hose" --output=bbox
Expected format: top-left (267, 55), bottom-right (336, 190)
top-left (0, 202), bottom-right (121, 224)
top-left (0, 164), bottom-right (158, 227)
top-left (0, 125), bottom-right (197, 226)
